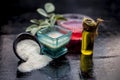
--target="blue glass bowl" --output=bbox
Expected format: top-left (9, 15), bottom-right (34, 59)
top-left (37, 25), bottom-right (72, 58)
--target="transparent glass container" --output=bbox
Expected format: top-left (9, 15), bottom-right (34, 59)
top-left (37, 25), bottom-right (72, 58)
top-left (57, 14), bottom-right (91, 40)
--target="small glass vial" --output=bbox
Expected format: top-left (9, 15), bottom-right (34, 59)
top-left (81, 18), bottom-right (103, 55)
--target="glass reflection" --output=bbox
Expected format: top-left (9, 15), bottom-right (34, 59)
top-left (39, 56), bottom-right (71, 79)
top-left (16, 56), bottom-right (71, 79)
top-left (80, 54), bottom-right (95, 80)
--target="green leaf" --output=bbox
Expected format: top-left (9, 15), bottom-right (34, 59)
top-left (45, 3), bottom-right (55, 13)
top-left (26, 24), bottom-right (38, 32)
top-left (30, 19), bottom-right (39, 24)
top-left (36, 20), bottom-right (46, 25)
top-left (40, 19), bottom-right (50, 26)
top-left (50, 14), bottom-right (56, 26)
top-left (31, 27), bottom-right (39, 35)
top-left (56, 17), bottom-right (67, 21)
top-left (37, 8), bottom-right (48, 17)
top-left (55, 14), bottom-right (67, 20)
top-left (40, 25), bottom-right (50, 29)
top-left (55, 14), bottom-right (63, 17)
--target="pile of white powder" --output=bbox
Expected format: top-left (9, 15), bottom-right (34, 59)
top-left (16, 39), bottom-right (52, 72)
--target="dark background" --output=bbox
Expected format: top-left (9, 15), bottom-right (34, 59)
top-left (0, 0), bottom-right (120, 34)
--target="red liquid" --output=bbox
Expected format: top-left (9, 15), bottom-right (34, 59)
top-left (72, 32), bottom-right (82, 40)
top-left (58, 19), bottom-right (83, 40)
